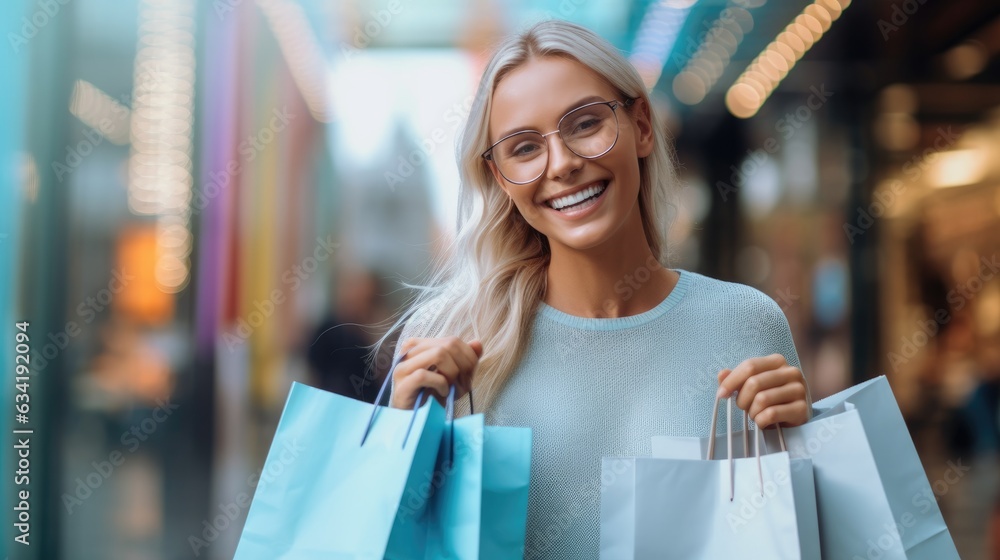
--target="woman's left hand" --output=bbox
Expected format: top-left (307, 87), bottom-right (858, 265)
top-left (716, 353), bottom-right (811, 428)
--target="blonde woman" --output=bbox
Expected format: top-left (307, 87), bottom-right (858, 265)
top-left (379, 19), bottom-right (813, 557)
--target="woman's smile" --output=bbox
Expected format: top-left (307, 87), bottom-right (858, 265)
top-left (542, 179), bottom-right (610, 220)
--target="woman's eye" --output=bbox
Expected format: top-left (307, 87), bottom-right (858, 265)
top-left (571, 116), bottom-right (601, 134)
top-left (510, 142), bottom-right (541, 158)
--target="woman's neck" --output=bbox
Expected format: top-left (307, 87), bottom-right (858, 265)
top-left (542, 214), bottom-right (679, 319)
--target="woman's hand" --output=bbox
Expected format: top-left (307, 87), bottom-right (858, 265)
top-left (389, 337), bottom-right (483, 410)
top-left (716, 353), bottom-right (811, 428)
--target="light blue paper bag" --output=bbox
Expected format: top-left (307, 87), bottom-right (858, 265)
top-left (423, 389), bottom-right (533, 559)
top-left (234, 377), bottom-right (446, 559)
top-left (603, 395), bottom-right (820, 559)
top-left (422, 412), bottom-right (484, 559)
top-left (480, 424), bottom-right (532, 558)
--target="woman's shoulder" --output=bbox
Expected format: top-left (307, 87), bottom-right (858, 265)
top-left (677, 269), bottom-right (788, 323)
top-left (676, 269), bottom-right (799, 367)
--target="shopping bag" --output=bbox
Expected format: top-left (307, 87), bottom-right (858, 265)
top-left (602, 394), bottom-right (821, 559)
top-left (480, 424), bottom-right (532, 558)
top-left (653, 376), bottom-right (960, 560)
top-left (810, 376), bottom-right (960, 559)
top-left (422, 387), bottom-right (533, 559)
top-left (234, 372), bottom-right (446, 559)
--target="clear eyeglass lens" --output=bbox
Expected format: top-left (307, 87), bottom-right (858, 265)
top-left (493, 102), bottom-right (618, 184)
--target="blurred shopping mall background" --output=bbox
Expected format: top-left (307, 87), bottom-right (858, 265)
top-left (0, 0), bottom-right (999, 558)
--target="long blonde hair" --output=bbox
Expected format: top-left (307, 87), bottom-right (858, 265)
top-left (371, 19), bottom-right (679, 413)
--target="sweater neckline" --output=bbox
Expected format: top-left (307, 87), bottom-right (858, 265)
top-left (537, 268), bottom-right (691, 331)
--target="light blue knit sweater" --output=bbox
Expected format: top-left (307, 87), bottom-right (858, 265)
top-left (398, 269), bottom-right (804, 558)
top-left (488, 269), bottom-right (804, 559)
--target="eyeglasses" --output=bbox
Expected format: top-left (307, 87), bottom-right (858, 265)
top-left (482, 98), bottom-right (635, 185)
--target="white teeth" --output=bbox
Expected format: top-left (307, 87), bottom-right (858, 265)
top-left (549, 182), bottom-right (607, 210)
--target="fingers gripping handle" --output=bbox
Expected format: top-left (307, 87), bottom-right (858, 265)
top-left (361, 349), bottom-right (469, 453)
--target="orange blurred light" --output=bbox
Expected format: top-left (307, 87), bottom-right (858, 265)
top-left (114, 224), bottom-right (176, 326)
top-left (726, 83), bottom-right (761, 119)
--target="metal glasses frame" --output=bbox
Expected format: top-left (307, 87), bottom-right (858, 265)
top-left (482, 97), bottom-right (636, 185)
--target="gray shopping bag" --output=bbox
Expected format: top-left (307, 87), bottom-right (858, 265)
top-left (812, 376), bottom-right (959, 559)
top-left (653, 376), bottom-right (959, 560)
top-left (602, 395), bottom-right (820, 559)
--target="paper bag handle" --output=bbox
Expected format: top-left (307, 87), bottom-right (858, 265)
top-left (706, 393), bottom-right (787, 458)
top-left (362, 349), bottom-right (468, 453)
top-left (705, 392), bottom-right (786, 500)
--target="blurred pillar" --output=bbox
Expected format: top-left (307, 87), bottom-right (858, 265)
top-left (701, 115), bottom-right (747, 280)
top-left (845, 101), bottom-right (880, 387)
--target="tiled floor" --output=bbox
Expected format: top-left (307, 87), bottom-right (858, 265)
top-left (940, 455), bottom-right (998, 559)
top-left (914, 412), bottom-right (998, 560)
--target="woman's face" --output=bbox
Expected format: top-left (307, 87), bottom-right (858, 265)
top-left (487, 55), bottom-right (654, 253)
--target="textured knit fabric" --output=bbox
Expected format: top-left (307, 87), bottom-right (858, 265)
top-left (393, 269), bottom-right (806, 559)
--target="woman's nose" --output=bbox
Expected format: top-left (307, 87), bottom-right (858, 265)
top-left (544, 134), bottom-right (584, 182)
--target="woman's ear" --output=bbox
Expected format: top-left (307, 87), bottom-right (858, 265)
top-left (631, 97), bottom-right (655, 159)
top-left (487, 159), bottom-right (509, 194)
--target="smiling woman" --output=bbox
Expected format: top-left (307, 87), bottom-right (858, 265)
top-left (377, 19), bottom-right (813, 557)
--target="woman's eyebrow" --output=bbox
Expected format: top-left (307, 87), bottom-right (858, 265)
top-left (493, 94), bottom-right (607, 140)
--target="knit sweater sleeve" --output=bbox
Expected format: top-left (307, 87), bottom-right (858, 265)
top-left (754, 290), bottom-right (814, 418)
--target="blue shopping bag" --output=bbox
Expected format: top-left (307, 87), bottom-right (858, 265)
top-left (422, 389), bottom-right (533, 559)
top-left (234, 369), bottom-right (446, 559)
top-left (423, 412), bottom-right (485, 558)
top-left (480, 424), bottom-right (532, 558)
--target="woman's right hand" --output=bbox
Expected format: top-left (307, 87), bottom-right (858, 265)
top-left (389, 337), bottom-right (484, 409)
